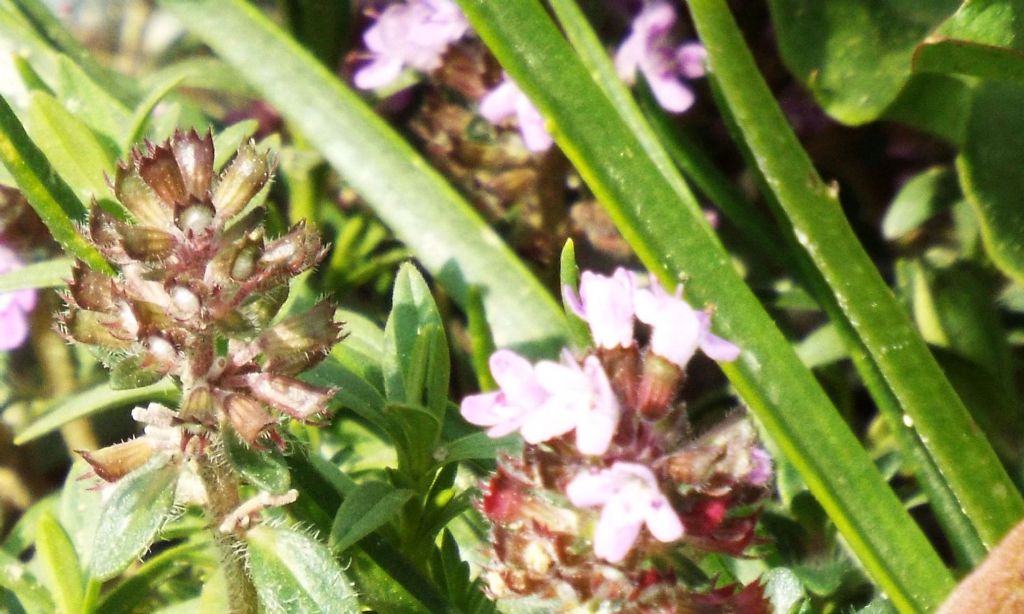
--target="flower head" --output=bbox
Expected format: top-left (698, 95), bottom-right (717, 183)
top-left (479, 75), bottom-right (553, 152)
top-left (562, 269), bottom-right (636, 350)
top-left (567, 462), bottom-right (683, 563)
top-left (0, 244), bottom-right (36, 351)
top-left (614, 2), bottom-right (706, 113)
top-left (634, 278), bottom-right (740, 369)
top-left (354, 0), bottom-right (468, 90)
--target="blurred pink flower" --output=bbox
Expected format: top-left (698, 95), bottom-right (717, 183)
top-left (522, 352), bottom-right (620, 455)
top-left (479, 75), bottom-right (553, 152)
top-left (354, 0), bottom-right (468, 90)
top-left (460, 349), bottom-right (547, 438)
top-left (634, 278), bottom-right (739, 368)
top-left (614, 2), bottom-right (705, 113)
top-left (562, 268), bottom-right (636, 349)
top-left (567, 462), bottom-right (683, 562)
top-left (0, 244), bottom-right (35, 351)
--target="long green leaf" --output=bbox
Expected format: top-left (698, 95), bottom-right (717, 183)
top-left (158, 0), bottom-right (568, 355)
top-left (688, 0), bottom-right (1023, 549)
top-left (457, 1), bottom-right (953, 611)
top-left (0, 257), bottom-right (72, 292)
top-left (0, 94), bottom-right (112, 274)
top-left (15, 379), bottom-right (179, 444)
top-left (34, 512), bottom-right (84, 614)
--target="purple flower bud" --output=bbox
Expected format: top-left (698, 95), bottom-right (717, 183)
top-left (634, 278), bottom-right (739, 369)
top-left (354, 0), bottom-right (468, 90)
top-left (479, 75), bottom-right (553, 153)
top-left (0, 244), bottom-right (36, 351)
top-left (614, 2), bottom-right (706, 114)
top-left (562, 268), bottom-right (636, 350)
top-left (567, 462), bottom-right (683, 563)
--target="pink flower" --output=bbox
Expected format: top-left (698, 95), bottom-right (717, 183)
top-left (460, 349), bottom-right (547, 438)
top-left (567, 462), bottom-right (683, 562)
top-left (0, 244), bottom-right (36, 351)
top-left (522, 352), bottom-right (620, 455)
top-left (354, 0), bottom-right (468, 90)
top-left (562, 268), bottom-right (636, 350)
top-left (633, 278), bottom-right (739, 369)
top-left (479, 75), bottom-right (553, 152)
top-left (614, 2), bottom-right (705, 113)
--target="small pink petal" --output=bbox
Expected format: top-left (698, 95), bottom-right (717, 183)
top-left (594, 500), bottom-right (644, 563)
top-left (645, 497), bottom-right (684, 542)
top-left (677, 42), bottom-right (708, 79)
top-left (14, 288), bottom-right (37, 312)
top-left (520, 405), bottom-right (577, 443)
top-left (459, 391), bottom-right (504, 426)
top-left (354, 57), bottom-right (405, 90)
top-left (700, 333), bottom-right (741, 361)
top-left (561, 283), bottom-right (586, 320)
top-left (479, 80), bottom-right (519, 123)
top-left (646, 72), bottom-right (695, 113)
top-left (566, 470), bottom-right (616, 507)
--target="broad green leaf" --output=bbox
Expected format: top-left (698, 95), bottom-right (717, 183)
top-left (223, 426), bottom-right (291, 494)
top-left (54, 55), bottom-right (131, 144)
top-left (434, 432), bottom-right (519, 466)
top-left (303, 357), bottom-right (387, 431)
top-left (883, 72), bottom-right (973, 144)
top-left (430, 530), bottom-right (496, 614)
top-left (0, 550), bottom-right (54, 614)
top-left (882, 167), bottom-right (959, 240)
top-left (0, 94), bottom-right (112, 274)
top-left (95, 540), bottom-right (215, 614)
top-left (460, 0), bottom-right (957, 610)
top-left (958, 81), bottom-right (1024, 285)
top-left (768, 0), bottom-right (959, 124)
top-left (246, 525), bottom-right (359, 614)
top-left (691, 0), bottom-right (1022, 553)
top-left (15, 379), bottom-right (179, 444)
top-left (329, 481), bottom-right (414, 553)
top-left (57, 462), bottom-right (103, 567)
top-left (158, 0), bottom-right (569, 355)
top-left (108, 354), bottom-right (164, 390)
top-left (25, 90), bottom-right (115, 204)
top-left (914, 0), bottom-right (1024, 85)
top-left (89, 455), bottom-right (179, 580)
top-left (34, 512), bottom-right (83, 614)
top-left (383, 264), bottom-right (448, 418)
top-left (0, 257), bottom-right (71, 293)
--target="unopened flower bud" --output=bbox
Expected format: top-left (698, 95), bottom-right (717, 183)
top-left (224, 394), bottom-right (277, 445)
top-left (113, 162), bottom-right (173, 228)
top-left (78, 438), bottom-right (155, 482)
top-left (212, 141), bottom-right (271, 221)
top-left (231, 245), bottom-right (259, 281)
top-left (256, 301), bottom-right (343, 374)
top-left (139, 143), bottom-right (188, 205)
top-left (231, 373), bottom-right (335, 420)
top-left (145, 335), bottom-right (177, 372)
top-left (636, 353), bottom-right (683, 420)
top-left (180, 385), bottom-right (216, 425)
top-left (169, 285), bottom-right (201, 320)
top-left (171, 129), bottom-right (214, 200)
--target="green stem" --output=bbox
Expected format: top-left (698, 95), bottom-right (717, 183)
top-left (196, 437), bottom-right (259, 614)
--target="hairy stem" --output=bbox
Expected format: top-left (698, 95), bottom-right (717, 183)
top-left (197, 436), bottom-right (259, 614)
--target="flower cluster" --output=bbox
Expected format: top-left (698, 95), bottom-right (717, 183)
top-left (461, 268), bottom-right (770, 609)
top-left (615, 2), bottom-right (708, 113)
top-left (353, 0), bottom-right (468, 90)
top-left (66, 130), bottom-right (343, 481)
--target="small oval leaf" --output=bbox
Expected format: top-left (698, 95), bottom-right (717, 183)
top-left (246, 525), bottom-right (359, 614)
top-left (223, 425), bottom-right (291, 494)
top-left (89, 455), bottom-right (179, 580)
